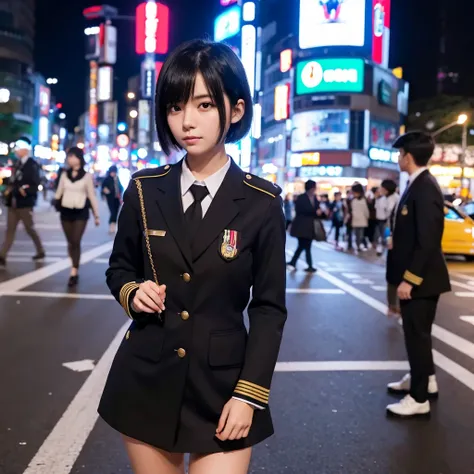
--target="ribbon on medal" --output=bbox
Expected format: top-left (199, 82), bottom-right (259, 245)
top-left (219, 229), bottom-right (240, 261)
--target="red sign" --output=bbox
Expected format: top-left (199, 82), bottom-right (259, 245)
top-left (136, 2), bottom-right (169, 55)
top-left (39, 86), bottom-right (50, 117)
top-left (220, 0), bottom-right (238, 5)
top-left (372, 0), bottom-right (391, 67)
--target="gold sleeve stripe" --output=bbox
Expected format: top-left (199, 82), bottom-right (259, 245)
top-left (234, 388), bottom-right (269, 404)
top-left (119, 282), bottom-right (138, 307)
top-left (119, 282), bottom-right (140, 319)
top-left (234, 386), bottom-right (270, 402)
top-left (236, 380), bottom-right (270, 394)
top-left (404, 270), bottom-right (423, 286)
top-left (243, 181), bottom-right (276, 198)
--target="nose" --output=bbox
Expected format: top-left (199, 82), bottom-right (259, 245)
top-left (182, 106), bottom-right (196, 131)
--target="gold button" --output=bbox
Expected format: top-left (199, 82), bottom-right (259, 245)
top-left (246, 174), bottom-right (252, 179)
top-left (182, 273), bottom-right (191, 283)
top-left (177, 348), bottom-right (186, 358)
top-left (181, 311), bottom-right (190, 321)
top-left (164, 165), bottom-right (170, 170)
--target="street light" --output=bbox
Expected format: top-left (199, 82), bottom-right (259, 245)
top-left (432, 113), bottom-right (470, 200)
top-left (59, 113), bottom-right (66, 119)
top-left (432, 113), bottom-right (468, 136)
top-left (129, 109), bottom-right (138, 119)
top-left (127, 92), bottom-right (136, 100)
top-left (0, 88), bottom-right (10, 103)
top-left (46, 78), bottom-right (58, 85)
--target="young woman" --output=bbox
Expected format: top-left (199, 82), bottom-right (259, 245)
top-left (350, 183), bottom-right (370, 251)
top-left (99, 40), bottom-right (287, 474)
top-left (55, 147), bottom-right (100, 286)
top-left (101, 165), bottom-right (123, 234)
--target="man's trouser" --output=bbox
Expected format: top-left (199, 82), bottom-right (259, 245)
top-left (0, 207), bottom-right (44, 258)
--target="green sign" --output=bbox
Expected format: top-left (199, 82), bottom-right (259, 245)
top-left (296, 58), bottom-right (365, 95)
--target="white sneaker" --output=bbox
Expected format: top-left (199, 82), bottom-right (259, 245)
top-left (386, 394), bottom-right (430, 418)
top-left (387, 374), bottom-right (438, 398)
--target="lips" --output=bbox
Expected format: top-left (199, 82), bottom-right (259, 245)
top-left (183, 136), bottom-right (201, 141)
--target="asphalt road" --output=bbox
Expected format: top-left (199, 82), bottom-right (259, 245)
top-left (1, 196), bottom-right (474, 474)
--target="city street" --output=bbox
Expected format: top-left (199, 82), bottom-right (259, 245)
top-left (1, 198), bottom-right (474, 474)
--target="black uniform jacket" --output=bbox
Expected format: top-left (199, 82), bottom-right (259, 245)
top-left (99, 159), bottom-right (287, 453)
top-left (4, 157), bottom-right (40, 208)
top-left (386, 170), bottom-right (451, 298)
top-left (289, 193), bottom-right (323, 240)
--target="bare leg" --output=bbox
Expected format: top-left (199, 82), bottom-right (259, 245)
top-left (189, 448), bottom-right (252, 474)
top-left (123, 435), bottom-right (185, 474)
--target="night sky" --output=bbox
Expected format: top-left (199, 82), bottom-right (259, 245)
top-left (34, 0), bottom-right (472, 129)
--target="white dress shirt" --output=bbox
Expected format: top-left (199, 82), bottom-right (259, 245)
top-left (180, 157), bottom-right (264, 410)
top-left (406, 167), bottom-right (428, 189)
top-left (180, 157), bottom-right (231, 215)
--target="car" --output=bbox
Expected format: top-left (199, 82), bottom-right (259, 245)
top-left (442, 201), bottom-right (474, 261)
top-left (460, 201), bottom-right (474, 220)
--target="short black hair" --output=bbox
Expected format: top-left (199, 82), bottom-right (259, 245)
top-left (305, 180), bottom-right (316, 192)
top-left (393, 131), bottom-right (435, 167)
top-left (381, 179), bottom-right (397, 195)
top-left (67, 146), bottom-right (86, 169)
top-left (155, 39), bottom-right (253, 155)
top-left (352, 183), bottom-right (364, 195)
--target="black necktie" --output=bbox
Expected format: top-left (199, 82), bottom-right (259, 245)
top-left (185, 184), bottom-right (209, 240)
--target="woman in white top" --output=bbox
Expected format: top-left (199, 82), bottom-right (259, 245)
top-left (350, 183), bottom-right (370, 251)
top-left (55, 147), bottom-right (100, 286)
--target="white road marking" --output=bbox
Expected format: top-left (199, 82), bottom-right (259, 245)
top-left (313, 267), bottom-right (474, 392)
top-left (2, 257), bottom-right (62, 263)
top-left (318, 262), bottom-right (329, 267)
top-left (2, 291), bottom-right (114, 300)
top-left (275, 361), bottom-right (409, 372)
top-left (14, 240), bottom-right (106, 247)
top-left (0, 242), bottom-right (113, 293)
top-left (22, 322), bottom-right (128, 474)
top-left (371, 285), bottom-right (387, 291)
top-left (93, 258), bottom-right (110, 264)
top-left (286, 288), bottom-right (345, 294)
top-left (460, 316), bottom-right (474, 326)
top-left (9, 250), bottom-right (68, 257)
top-left (62, 360), bottom-right (96, 373)
top-left (454, 292), bottom-right (474, 298)
top-left (342, 273), bottom-right (362, 279)
top-left (450, 280), bottom-right (474, 291)
top-left (350, 279), bottom-right (375, 285)
top-left (450, 272), bottom-right (474, 283)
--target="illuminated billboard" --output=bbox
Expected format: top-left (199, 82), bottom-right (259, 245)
top-left (372, 0), bottom-right (391, 67)
top-left (291, 110), bottom-right (350, 151)
top-left (136, 2), bottom-right (169, 55)
top-left (296, 58), bottom-right (365, 95)
top-left (214, 6), bottom-right (241, 42)
top-left (299, 0), bottom-right (366, 49)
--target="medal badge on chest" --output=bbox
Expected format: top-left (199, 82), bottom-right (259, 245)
top-left (220, 229), bottom-right (239, 261)
top-left (401, 205), bottom-right (408, 216)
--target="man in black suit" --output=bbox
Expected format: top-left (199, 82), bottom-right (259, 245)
top-left (287, 179), bottom-right (324, 273)
top-left (0, 137), bottom-right (45, 266)
top-left (386, 131), bottom-right (451, 418)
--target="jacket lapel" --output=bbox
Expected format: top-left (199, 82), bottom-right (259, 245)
top-left (191, 160), bottom-right (245, 262)
top-left (155, 160), bottom-right (193, 269)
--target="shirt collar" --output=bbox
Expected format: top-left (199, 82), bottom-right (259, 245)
top-left (408, 167), bottom-right (427, 185)
top-left (181, 157), bottom-right (231, 199)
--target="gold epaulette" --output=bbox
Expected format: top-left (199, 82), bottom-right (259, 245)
top-left (243, 173), bottom-right (281, 198)
top-left (132, 164), bottom-right (172, 180)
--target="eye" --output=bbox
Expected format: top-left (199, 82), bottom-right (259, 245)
top-left (169, 105), bottom-right (181, 113)
top-left (199, 102), bottom-right (214, 110)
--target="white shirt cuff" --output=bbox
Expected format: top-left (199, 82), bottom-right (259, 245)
top-left (232, 396), bottom-right (265, 410)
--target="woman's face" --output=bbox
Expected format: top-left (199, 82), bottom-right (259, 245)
top-left (67, 154), bottom-right (81, 170)
top-left (167, 72), bottom-right (244, 158)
